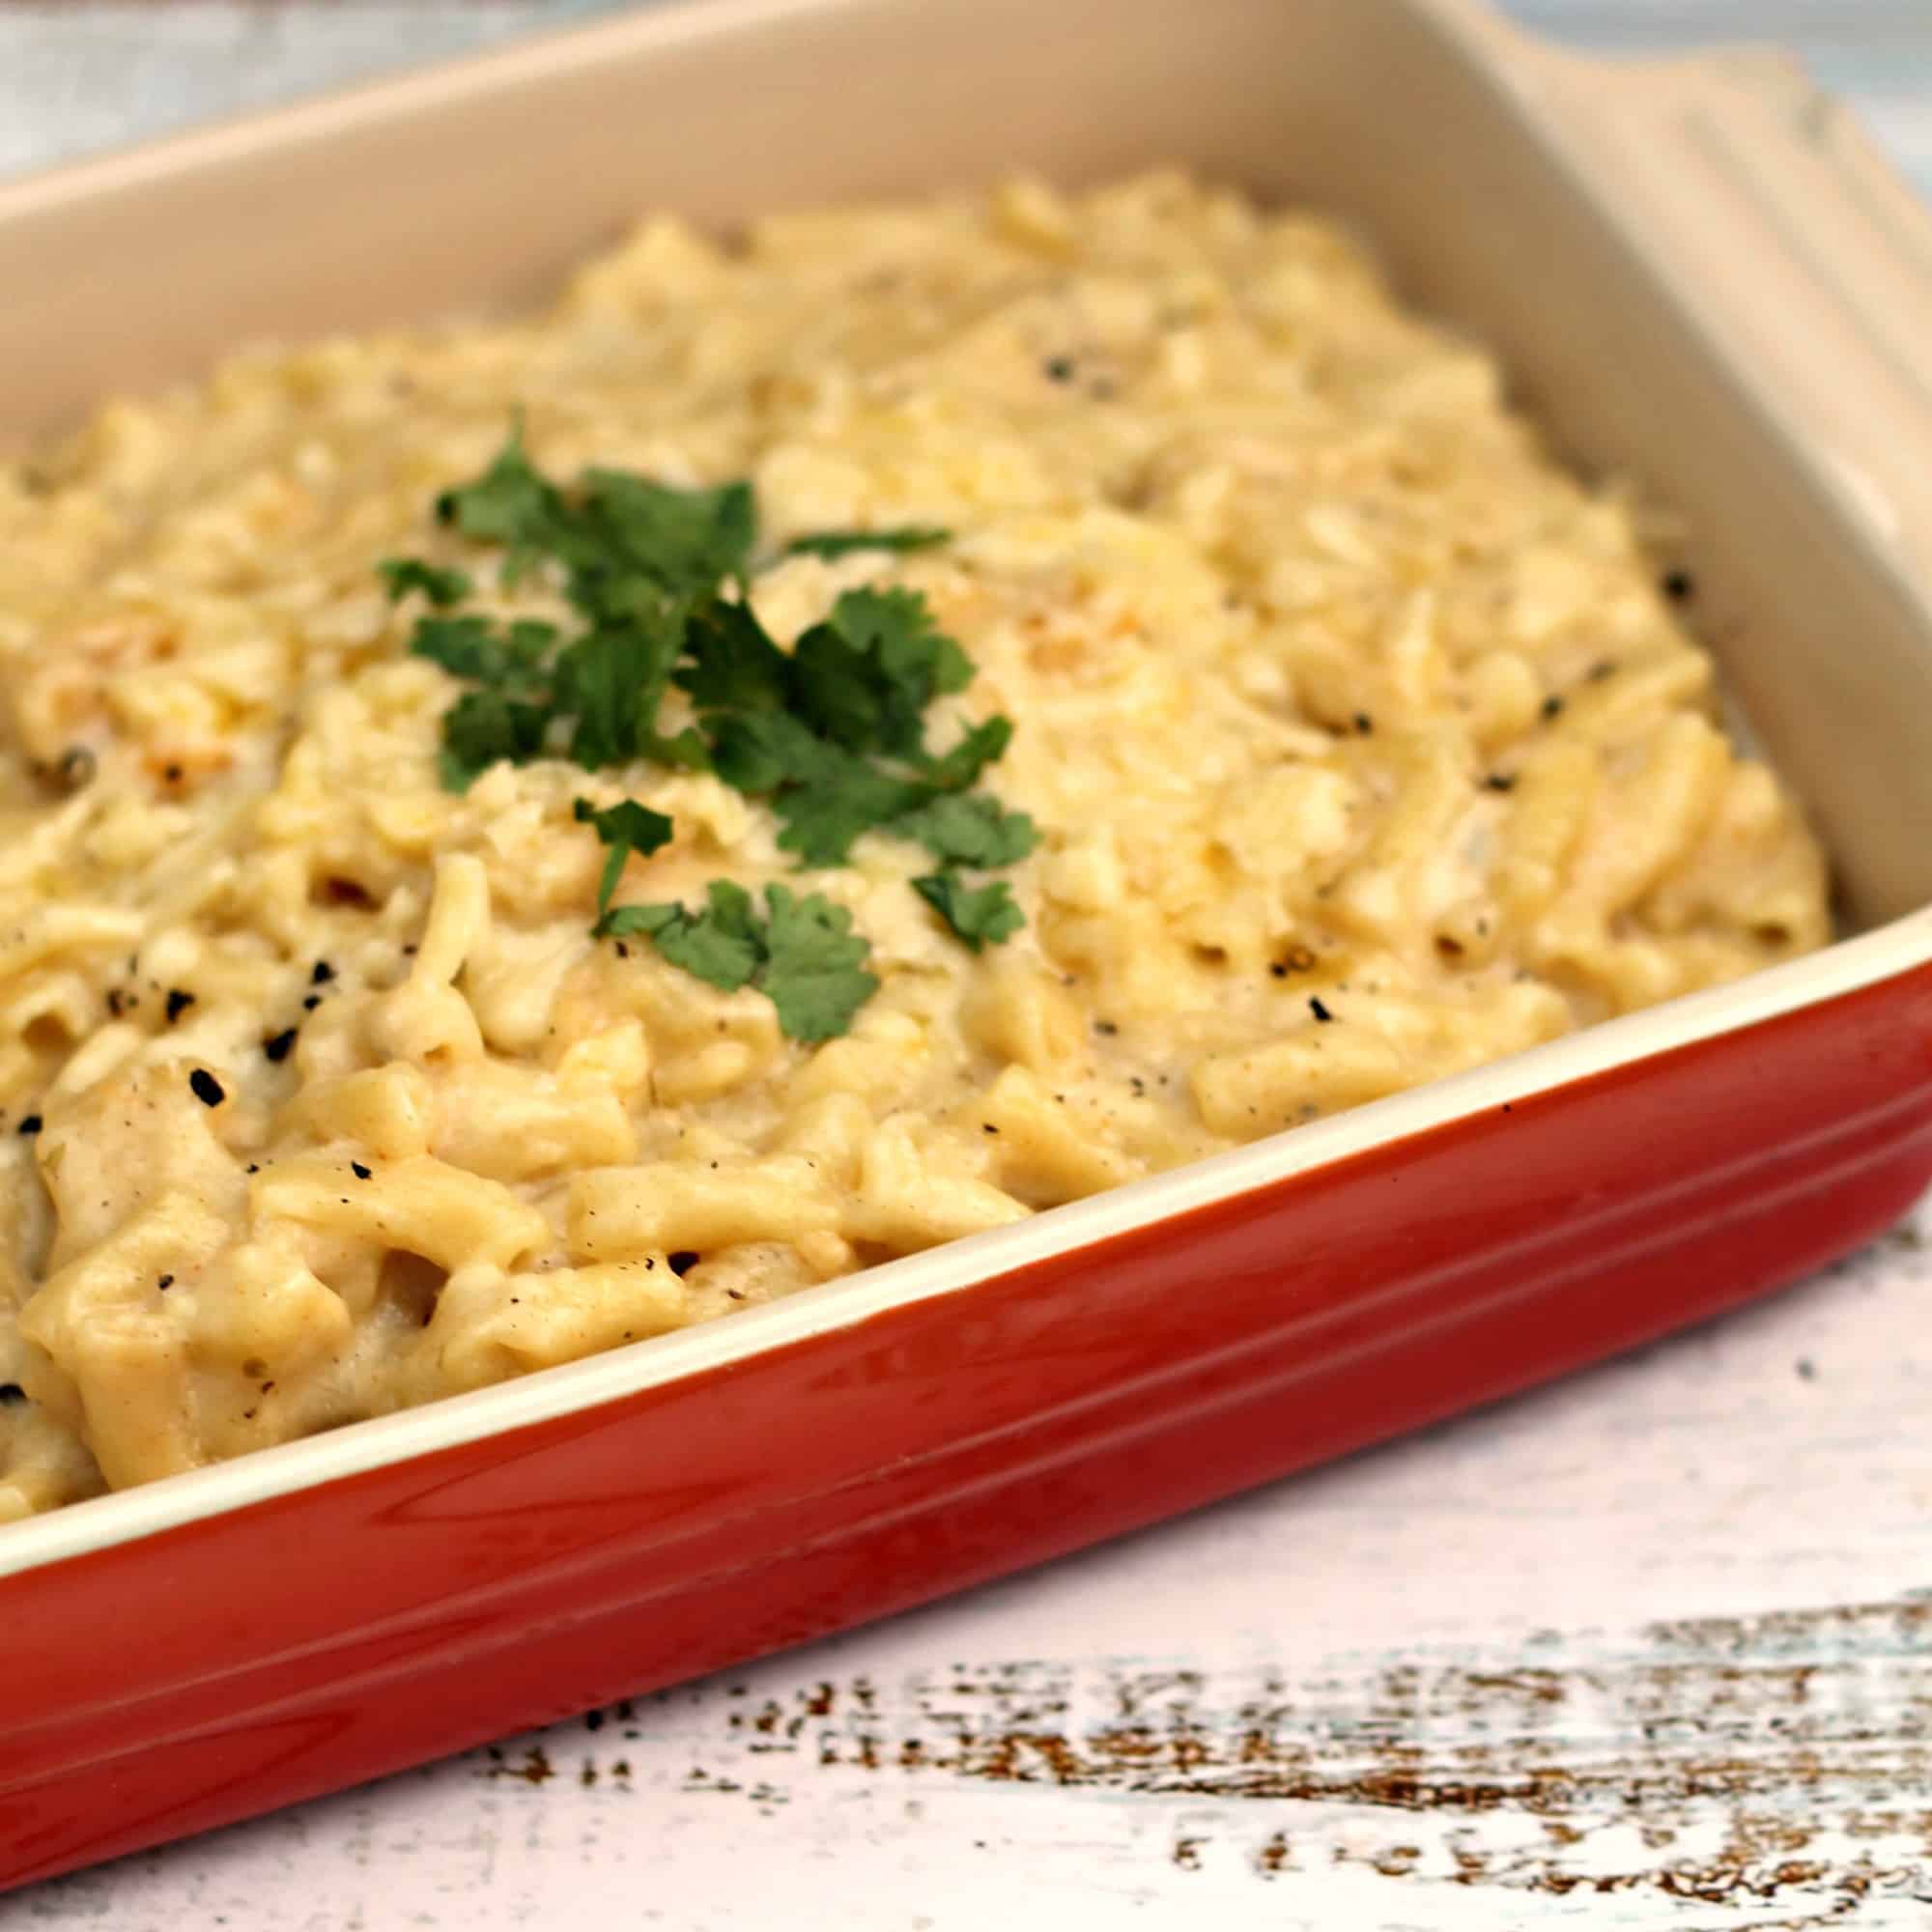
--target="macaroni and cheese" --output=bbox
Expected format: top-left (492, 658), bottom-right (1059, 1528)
top-left (0, 174), bottom-right (1831, 1517)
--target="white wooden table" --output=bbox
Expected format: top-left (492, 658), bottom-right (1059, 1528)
top-left (6, 6), bottom-right (1932, 1926)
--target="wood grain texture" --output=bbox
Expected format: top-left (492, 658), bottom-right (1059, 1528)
top-left (5, 5), bottom-right (1932, 1927)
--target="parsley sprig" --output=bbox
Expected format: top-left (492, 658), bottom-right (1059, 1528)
top-left (600, 882), bottom-right (879, 1042)
top-left (679, 584), bottom-right (1034, 869)
top-left (573, 797), bottom-right (673, 930)
top-left (781, 526), bottom-right (952, 561)
top-left (380, 427), bottom-right (1037, 1038)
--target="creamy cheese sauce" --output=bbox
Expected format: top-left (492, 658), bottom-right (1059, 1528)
top-left (0, 173), bottom-right (1830, 1516)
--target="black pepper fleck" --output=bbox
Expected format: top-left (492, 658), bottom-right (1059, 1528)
top-left (351, 1161), bottom-right (372, 1180)
top-left (302, 994), bottom-right (322, 1011)
top-left (1662, 568), bottom-right (1694, 602)
top-left (162, 763), bottom-right (184, 783)
top-left (1352, 712), bottom-right (1374, 735)
top-left (1043, 355), bottom-right (1077, 384)
top-left (189, 1068), bottom-right (225, 1107)
top-left (156, 1274), bottom-right (175, 1292)
top-left (1309, 996), bottom-right (1335, 1023)
top-left (106, 988), bottom-right (128, 1018)
top-left (1587, 659), bottom-right (1618, 682)
top-left (17, 1115), bottom-right (43, 1137)
top-left (311, 960), bottom-right (336, 985)
top-left (586, 1710), bottom-right (606, 1733)
top-left (1483, 774), bottom-right (1518, 793)
top-left (165, 988), bottom-right (196, 1026)
top-left (0, 1383), bottom-right (25, 1406)
top-left (263, 1028), bottom-right (298, 1064)
top-left (1541, 694), bottom-right (1565, 721)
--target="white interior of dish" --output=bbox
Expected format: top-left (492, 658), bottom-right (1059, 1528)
top-left (1, 0), bottom-right (1930, 1572)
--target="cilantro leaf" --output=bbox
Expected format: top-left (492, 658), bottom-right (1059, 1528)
top-left (892, 791), bottom-right (1038, 868)
top-left (601, 881), bottom-right (876, 1037)
top-left (578, 472), bottom-right (755, 602)
top-left (435, 424), bottom-right (568, 581)
top-left (775, 766), bottom-right (930, 867)
top-left (606, 880), bottom-right (764, 989)
top-left (787, 620), bottom-right (889, 753)
top-left (433, 432), bottom-right (756, 611)
top-left (640, 724), bottom-right (713, 772)
top-left (379, 557), bottom-right (472, 607)
top-left (599, 903), bottom-right (681, 940)
top-left (410, 614), bottom-right (500, 681)
top-left (674, 599), bottom-right (792, 714)
top-left (706, 710), bottom-right (847, 796)
top-left (759, 887), bottom-right (878, 1040)
top-left (552, 612), bottom-right (680, 769)
top-left (438, 689), bottom-right (553, 791)
top-left (830, 585), bottom-right (973, 696)
top-left (664, 879), bottom-right (764, 987)
top-left (411, 614), bottom-right (555, 687)
top-left (783, 525), bottom-right (952, 561)
top-left (574, 796), bottom-right (675, 924)
top-left (912, 871), bottom-right (1025, 952)
top-left (920, 715), bottom-right (1015, 791)
top-left (810, 586), bottom-right (974, 756)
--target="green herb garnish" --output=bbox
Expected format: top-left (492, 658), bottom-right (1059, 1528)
top-left (434, 422), bottom-right (571, 582)
top-left (602, 883), bottom-right (878, 1041)
top-left (573, 797), bottom-right (675, 928)
top-left (379, 557), bottom-right (472, 607)
top-left (411, 614), bottom-right (556, 688)
top-left (679, 587), bottom-right (1011, 866)
top-left (438, 688), bottom-right (553, 792)
top-left (576, 471), bottom-right (756, 605)
top-left (782, 525), bottom-right (952, 561)
top-left (393, 428), bottom-right (1034, 1037)
top-left (893, 791), bottom-right (1038, 869)
top-left (912, 872), bottom-right (1026, 952)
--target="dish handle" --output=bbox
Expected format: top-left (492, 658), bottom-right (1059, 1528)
top-left (1500, 38), bottom-right (1932, 609)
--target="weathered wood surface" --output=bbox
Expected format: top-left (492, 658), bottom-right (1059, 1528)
top-left (5, 5), bottom-right (1932, 1926)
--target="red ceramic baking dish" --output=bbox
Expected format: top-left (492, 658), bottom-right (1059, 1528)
top-left (4, 0), bottom-right (1932, 1890)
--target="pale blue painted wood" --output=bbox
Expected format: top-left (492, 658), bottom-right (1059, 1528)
top-left (1, 2), bottom-right (1930, 194)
